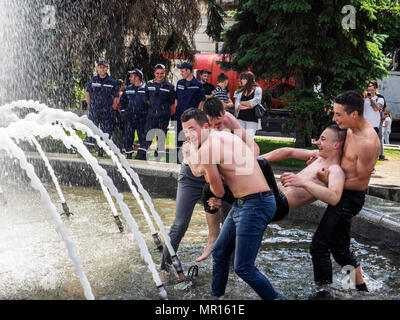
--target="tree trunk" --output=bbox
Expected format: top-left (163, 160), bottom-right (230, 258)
top-left (106, 13), bottom-right (125, 80)
top-left (293, 67), bottom-right (312, 148)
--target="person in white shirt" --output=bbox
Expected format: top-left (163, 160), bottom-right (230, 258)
top-left (383, 111), bottom-right (392, 144)
top-left (363, 82), bottom-right (384, 132)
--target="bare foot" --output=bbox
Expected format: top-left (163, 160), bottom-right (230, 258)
top-left (195, 242), bottom-right (214, 262)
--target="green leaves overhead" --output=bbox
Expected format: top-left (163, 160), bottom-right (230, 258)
top-left (221, 0), bottom-right (398, 146)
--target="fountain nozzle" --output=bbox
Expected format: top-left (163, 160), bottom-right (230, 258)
top-left (152, 233), bottom-right (164, 251)
top-left (157, 284), bottom-right (168, 300)
top-left (61, 202), bottom-right (73, 217)
top-left (114, 216), bottom-right (125, 233)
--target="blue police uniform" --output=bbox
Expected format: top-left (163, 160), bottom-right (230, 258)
top-left (144, 79), bottom-right (175, 155)
top-left (119, 82), bottom-right (148, 156)
top-left (175, 77), bottom-right (206, 148)
top-left (86, 74), bottom-right (119, 142)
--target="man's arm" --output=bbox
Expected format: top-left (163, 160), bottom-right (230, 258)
top-left (202, 163), bottom-right (225, 198)
top-left (281, 165), bottom-right (345, 206)
top-left (369, 97), bottom-right (384, 112)
top-left (182, 141), bottom-right (205, 177)
top-left (112, 97), bottom-right (119, 110)
top-left (262, 147), bottom-right (319, 162)
top-left (222, 99), bottom-right (234, 109)
top-left (198, 100), bottom-right (205, 110)
top-left (343, 143), bottom-right (378, 190)
top-left (224, 111), bottom-right (260, 156)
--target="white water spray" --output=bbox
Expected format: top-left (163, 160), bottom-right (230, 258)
top-left (0, 129), bottom-right (95, 300)
top-left (5, 118), bottom-right (167, 298)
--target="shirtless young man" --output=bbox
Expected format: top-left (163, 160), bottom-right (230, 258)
top-left (159, 98), bottom-right (259, 271)
top-left (260, 124), bottom-right (346, 217)
top-left (194, 97), bottom-right (260, 262)
top-left (181, 107), bottom-right (282, 300)
top-left (307, 91), bottom-right (380, 296)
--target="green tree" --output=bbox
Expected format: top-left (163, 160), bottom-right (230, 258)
top-left (222, 0), bottom-right (398, 147)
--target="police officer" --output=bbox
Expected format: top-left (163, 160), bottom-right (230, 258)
top-left (144, 63), bottom-right (175, 160)
top-left (86, 60), bottom-right (119, 156)
top-left (120, 68), bottom-right (148, 160)
top-left (174, 61), bottom-right (206, 162)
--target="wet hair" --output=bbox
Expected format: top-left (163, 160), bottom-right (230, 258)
top-left (203, 97), bottom-right (224, 119)
top-left (326, 124), bottom-right (347, 146)
top-left (181, 108), bottom-right (210, 126)
top-left (217, 73), bottom-right (229, 83)
top-left (239, 71), bottom-right (258, 95)
top-left (332, 91), bottom-right (364, 116)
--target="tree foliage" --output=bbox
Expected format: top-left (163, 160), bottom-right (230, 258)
top-left (221, 0), bottom-right (399, 146)
top-left (1, 0), bottom-right (226, 109)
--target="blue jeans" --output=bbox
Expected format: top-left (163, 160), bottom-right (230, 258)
top-left (211, 194), bottom-right (281, 300)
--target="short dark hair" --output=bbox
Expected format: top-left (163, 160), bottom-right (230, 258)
top-left (326, 124), bottom-right (347, 145)
top-left (203, 97), bottom-right (224, 119)
top-left (181, 108), bottom-right (210, 126)
top-left (368, 81), bottom-right (378, 89)
top-left (217, 73), bottom-right (228, 83)
top-left (332, 91), bottom-right (364, 115)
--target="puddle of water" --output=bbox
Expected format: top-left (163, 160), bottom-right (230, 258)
top-left (0, 182), bottom-right (399, 300)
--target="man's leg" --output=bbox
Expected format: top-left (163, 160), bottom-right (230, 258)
top-left (122, 116), bottom-right (135, 158)
top-left (136, 116), bottom-right (148, 160)
top-left (310, 206), bottom-right (336, 287)
top-left (86, 109), bottom-right (99, 148)
top-left (211, 207), bottom-right (236, 298)
top-left (233, 195), bottom-right (280, 300)
top-left (328, 190), bottom-right (368, 290)
top-left (310, 190), bottom-right (366, 291)
top-left (160, 164), bottom-right (206, 270)
top-left (196, 211), bottom-right (221, 262)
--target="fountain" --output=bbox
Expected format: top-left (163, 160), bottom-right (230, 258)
top-left (1, 0), bottom-right (400, 302)
top-left (0, 101), bottom-right (194, 299)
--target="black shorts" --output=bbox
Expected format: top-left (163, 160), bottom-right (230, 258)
top-left (271, 188), bottom-right (289, 222)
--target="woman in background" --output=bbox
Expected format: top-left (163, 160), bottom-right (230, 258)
top-left (234, 71), bottom-right (262, 138)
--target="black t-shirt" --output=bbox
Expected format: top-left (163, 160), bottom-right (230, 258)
top-left (237, 91), bottom-right (257, 123)
top-left (203, 82), bottom-right (215, 96)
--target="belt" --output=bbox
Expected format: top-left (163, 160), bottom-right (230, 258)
top-left (236, 190), bottom-right (273, 205)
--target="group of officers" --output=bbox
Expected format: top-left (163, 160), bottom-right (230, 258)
top-left (85, 60), bottom-right (206, 160)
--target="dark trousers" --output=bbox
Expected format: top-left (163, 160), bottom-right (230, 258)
top-left (122, 115), bottom-right (136, 152)
top-left (122, 115), bottom-right (147, 154)
top-left (310, 189), bottom-right (365, 285)
top-left (144, 115), bottom-right (170, 152)
top-left (87, 108), bottom-right (114, 146)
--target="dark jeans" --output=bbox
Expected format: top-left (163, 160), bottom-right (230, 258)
top-left (211, 194), bottom-right (281, 300)
top-left (310, 189), bottom-right (365, 285)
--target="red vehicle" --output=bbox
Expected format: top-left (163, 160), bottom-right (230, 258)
top-left (192, 53), bottom-right (294, 108)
